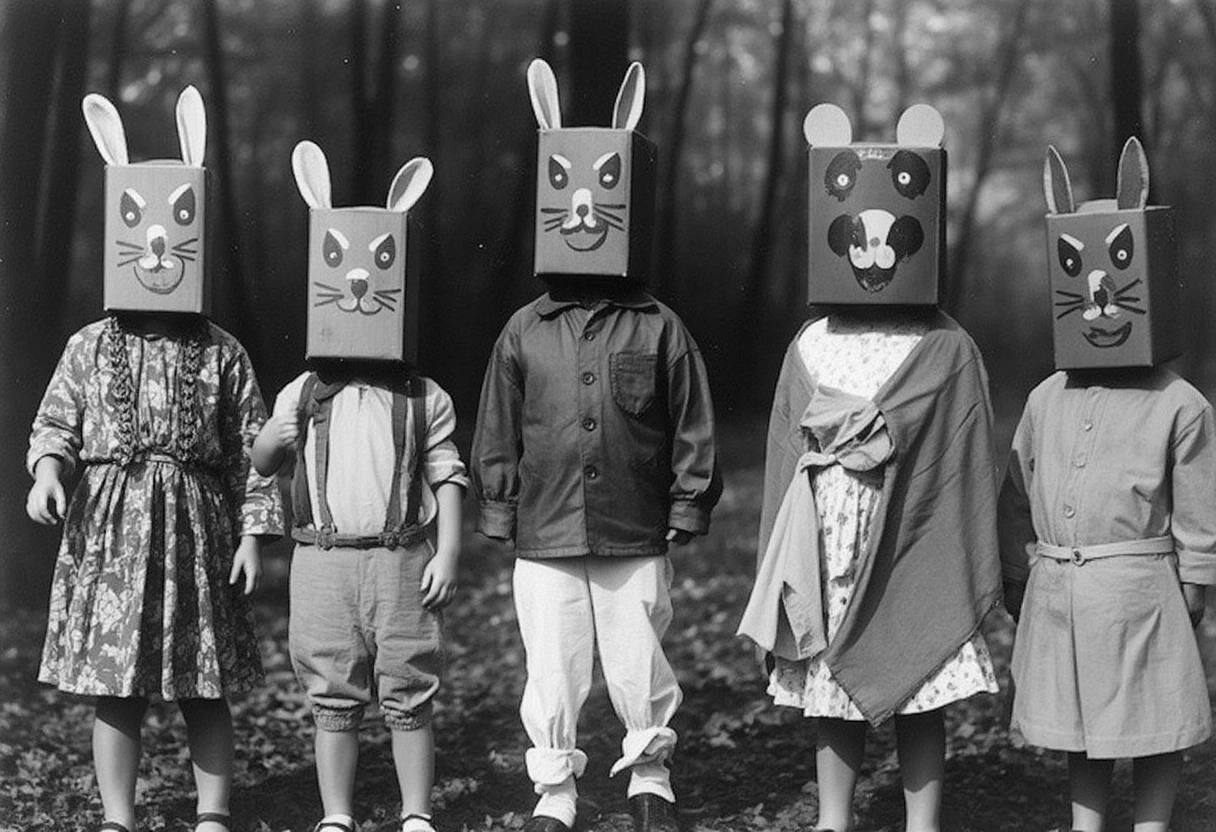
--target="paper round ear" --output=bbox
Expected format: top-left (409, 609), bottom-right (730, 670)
top-left (527, 58), bottom-right (562, 130)
top-left (1043, 145), bottom-right (1075, 215)
top-left (613, 62), bottom-right (645, 131)
top-left (291, 140), bottom-right (333, 210)
top-left (1116, 136), bottom-right (1149, 210)
top-left (803, 103), bottom-right (852, 146)
top-left (895, 104), bottom-right (945, 147)
top-left (386, 157), bottom-right (434, 213)
top-left (82, 93), bottom-right (130, 166)
top-left (176, 85), bottom-right (206, 167)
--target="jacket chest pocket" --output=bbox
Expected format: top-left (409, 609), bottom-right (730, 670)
top-left (610, 352), bottom-right (659, 417)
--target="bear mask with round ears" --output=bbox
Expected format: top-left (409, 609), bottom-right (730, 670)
top-left (84, 86), bottom-right (210, 314)
top-left (1043, 137), bottom-right (1179, 370)
top-left (527, 58), bottom-right (657, 283)
top-left (292, 140), bottom-right (432, 363)
top-left (803, 102), bottom-right (947, 306)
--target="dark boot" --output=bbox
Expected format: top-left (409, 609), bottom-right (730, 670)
top-left (521, 816), bottom-right (572, 832)
top-left (628, 794), bottom-right (681, 832)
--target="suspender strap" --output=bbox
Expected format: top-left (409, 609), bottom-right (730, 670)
top-left (1035, 535), bottom-right (1174, 566)
top-left (291, 373), bottom-right (321, 529)
top-left (404, 374), bottom-right (427, 528)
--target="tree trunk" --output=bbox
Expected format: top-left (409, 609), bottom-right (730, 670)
top-left (738, 0), bottom-right (795, 363)
top-left (106, 0), bottom-right (130, 101)
top-left (421, 0), bottom-right (441, 368)
top-left (0, 0), bottom-right (69, 606)
top-left (36, 0), bottom-right (93, 313)
top-left (1109, 0), bottom-right (1145, 166)
top-left (654, 0), bottom-right (714, 301)
top-left (568, 0), bottom-right (630, 127)
top-left (349, 0), bottom-right (372, 203)
top-left (201, 0), bottom-right (252, 346)
top-left (943, 0), bottom-right (1029, 315)
top-left (851, 0), bottom-right (876, 140)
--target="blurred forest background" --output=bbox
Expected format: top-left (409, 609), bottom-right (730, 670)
top-left (0, 0), bottom-right (1213, 602)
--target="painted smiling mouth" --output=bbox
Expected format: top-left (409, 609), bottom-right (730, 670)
top-left (850, 264), bottom-right (896, 293)
top-left (132, 262), bottom-right (185, 295)
top-left (560, 223), bottom-right (610, 252)
top-left (1082, 321), bottom-right (1133, 348)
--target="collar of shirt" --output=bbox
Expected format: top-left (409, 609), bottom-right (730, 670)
top-left (535, 287), bottom-right (659, 319)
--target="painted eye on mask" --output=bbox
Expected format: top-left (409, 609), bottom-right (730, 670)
top-left (888, 150), bottom-right (931, 199)
top-left (1057, 234), bottom-right (1083, 277)
top-left (548, 155), bottom-right (571, 190)
top-left (170, 185), bottom-right (196, 226)
top-left (372, 234), bottom-right (396, 270)
top-left (596, 152), bottom-right (622, 189)
top-left (824, 151), bottom-right (862, 202)
top-left (1107, 224), bottom-right (1134, 270)
top-left (120, 190), bottom-right (144, 228)
top-left (323, 229), bottom-right (346, 268)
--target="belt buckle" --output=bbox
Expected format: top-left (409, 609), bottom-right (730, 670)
top-left (316, 527), bottom-right (336, 550)
top-left (1071, 548), bottom-right (1085, 565)
top-left (379, 530), bottom-right (400, 550)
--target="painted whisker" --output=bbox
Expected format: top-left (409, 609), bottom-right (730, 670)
top-left (313, 281), bottom-right (343, 294)
top-left (115, 240), bottom-right (142, 250)
top-left (313, 297), bottom-right (340, 307)
top-left (540, 207), bottom-right (566, 215)
top-left (1115, 302), bottom-right (1146, 315)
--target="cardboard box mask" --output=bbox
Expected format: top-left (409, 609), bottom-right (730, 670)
top-left (804, 103), bottom-right (946, 306)
top-left (1043, 138), bottom-right (1179, 370)
top-left (84, 87), bottom-right (209, 314)
top-left (528, 59), bottom-right (656, 281)
top-left (292, 141), bottom-right (432, 363)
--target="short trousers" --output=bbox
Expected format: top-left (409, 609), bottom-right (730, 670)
top-left (289, 541), bottom-right (443, 731)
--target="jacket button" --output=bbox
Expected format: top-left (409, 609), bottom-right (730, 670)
top-left (1063, 505), bottom-right (1075, 518)
top-left (584, 331), bottom-right (597, 341)
top-left (582, 372), bottom-right (596, 385)
top-left (582, 418), bottom-right (597, 431)
top-left (584, 465), bottom-right (599, 479)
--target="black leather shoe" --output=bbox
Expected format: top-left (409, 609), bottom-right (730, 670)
top-left (521, 816), bottom-right (572, 832)
top-left (629, 794), bottom-right (681, 832)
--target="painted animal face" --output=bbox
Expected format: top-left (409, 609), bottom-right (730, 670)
top-left (292, 141), bottom-right (432, 362)
top-left (84, 87), bottom-right (210, 314)
top-left (1043, 138), bottom-right (1179, 369)
top-left (528, 59), bottom-right (656, 280)
top-left (804, 103), bottom-right (946, 305)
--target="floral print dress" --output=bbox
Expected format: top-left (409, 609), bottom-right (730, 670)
top-left (768, 314), bottom-right (998, 719)
top-left (30, 317), bottom-right (283, 700)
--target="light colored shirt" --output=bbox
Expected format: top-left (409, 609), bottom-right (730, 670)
top-left (999, 367), bottom-right (1216, 586)
top-left (272, 372), bottom-right (468, 536)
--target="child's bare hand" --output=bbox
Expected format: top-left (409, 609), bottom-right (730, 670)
top-left (26, 462), bottom-right (66, 525)
top-left (421, 551), bottom-right (458, 610)
top-left (264, 413), bottom-right (300, 449)
top-left (228, 536), bottom-right (262, 595)
top-left (1182, 583), bottom-right (1206, 628)
top-left (666, 528), bottom-right (693, 547)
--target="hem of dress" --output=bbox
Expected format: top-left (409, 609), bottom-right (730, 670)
top-left (1014, 719), bottom-right (1213, 758)
top-left (768, 676), bottom-right (998, 720)
top-left (38, 670), bottom-right (262, 701)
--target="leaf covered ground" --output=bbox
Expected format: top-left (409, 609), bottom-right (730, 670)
top-left (4, 419), bottom-right (1216, 832)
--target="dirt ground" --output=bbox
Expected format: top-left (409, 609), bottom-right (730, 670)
top-left (3, 421), bottom-right (1216, 832)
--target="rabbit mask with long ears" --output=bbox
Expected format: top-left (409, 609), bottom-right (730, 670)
top-left (292, 140), bottom-right (433, 363)
top-left (803, 102), bottom-right (947, 306)
top-left (1043, 137), bottom-right (1180, 369)
top-left (528, 58), bottom-right (657, 283)
top-left (84, 86), bottom-right (210, 314)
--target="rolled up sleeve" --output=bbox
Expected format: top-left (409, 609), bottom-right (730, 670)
top-left (423, 381), bottom-right (469, 490)
top-left (1171, 404), bottom-right (1216, 585)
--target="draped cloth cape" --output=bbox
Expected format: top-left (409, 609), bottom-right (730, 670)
top-left (739, 312), bottom-right (1002, 725)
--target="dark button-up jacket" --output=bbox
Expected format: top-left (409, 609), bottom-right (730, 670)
top-left (472, 289), bottom-right (722, 558)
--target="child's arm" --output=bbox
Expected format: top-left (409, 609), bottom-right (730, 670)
top-left (665, 340), bottom-right (723, 540)
top-left (1169, 399), bottom-right (1216, 627)
top-left (250, 414), bottom-right (300, 476)
top-left (26, 333), bottom-right (88, 525)
top-left (470, 328), bottom-right (524, 541)
top-left (997, 405), bottom-right (1037, 622)
top-left (219, 341), bottom-right (285, 539)
top-left (27, 455), bottom-right (67, 525)
top-left (228, 534), bottom-right (262, 595)
top-left (421, 481), bottom-right (463, 609)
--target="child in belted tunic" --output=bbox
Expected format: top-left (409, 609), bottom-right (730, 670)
top-left (252, 366), bottom-right (467, 832)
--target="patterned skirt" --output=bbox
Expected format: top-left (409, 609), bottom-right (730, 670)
top-left (39, 459), bottom-right (262, 699)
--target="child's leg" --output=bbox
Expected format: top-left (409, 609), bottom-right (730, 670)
top-left (391, 724), bottom-right (434, 821)
top-left (94, 696), bottom-right (149, 829)
top-left (586, 556), bottom-right (680, 802)
top-left (513, 558), bottom-right (596, 826)
top-left (893, 709), bottom-right (945, 832)
top-left (314, 728), bottom-right (360, 818)
top-left (815, 717), bottom-right (865, 832)
top-left (1068, 752), bottom-right (1114, 832)
top-left (1131, 751), bottom-right (1182, 832)
top-left (178, 698), bottom-right (235, 828)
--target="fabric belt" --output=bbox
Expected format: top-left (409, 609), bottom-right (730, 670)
top-left (1035, 535), bottom-right (1174, 565)
top-left (291, 524), bottom-right (428, 551)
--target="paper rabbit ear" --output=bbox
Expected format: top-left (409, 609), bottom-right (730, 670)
top-left (386, 157), bottom-right (434, 213)
top-left (612, 62), bottom-right (645, 130)
top-left (895, 104), bottom-right (945, 147)
top-left (527, 58), bottom-right (561, 129)
top-left (1116, 136), bottom-right (1149, 210)
top-left (82, 93), bottom-right (129, 166)
top-left (1043, 146), bottom-right (1075, 214)
top-left (176, 85), bottom-right (206, 167)
top-left (803, 103), bottom-right (852, 146)
top-left (292, 141), bottom-right (333, 209)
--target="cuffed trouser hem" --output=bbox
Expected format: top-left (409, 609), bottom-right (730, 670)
top-left (609, 726), bottom-right (676, 776)
top-left (384, 701), bottom-right (433, 731)
top-left (626, 761), bottom-right (675, 802)
top-left (313, 705), bottom-right (363, 732)
top-left (526, 747), bottom-right (588, 789)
